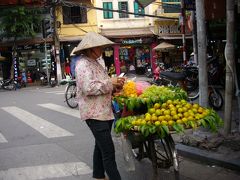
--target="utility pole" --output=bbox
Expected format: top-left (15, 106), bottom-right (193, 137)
top-left (195, 0), bottom-right (208, 107)
top-left (52, 2), bottom-right (62, 84)
top-left (224, 0), bottom-right (235, 136)
top-left (181, 0), bottom-right (187, 64)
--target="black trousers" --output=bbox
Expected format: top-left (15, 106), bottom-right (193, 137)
top-left (86, 119), bottom-right (121, 180)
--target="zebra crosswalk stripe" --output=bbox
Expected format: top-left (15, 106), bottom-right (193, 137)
top-left (0, 132), bottom-right (8, 143)
top-left (38, 103), bottom-right (80, 118)
top-left (0, 162), bottom-right (92, 180)
top-left (45, 91), bottom-right (65, 95)
top-left (1, 107), bottom-right (74, 138)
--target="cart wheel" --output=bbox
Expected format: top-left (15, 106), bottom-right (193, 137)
top-left (153, 134), bottom-right (180, 180)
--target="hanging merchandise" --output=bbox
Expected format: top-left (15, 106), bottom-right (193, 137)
top-left (13, 57), bottom-right (18, 81)
top-left (59, 49), bottom-right (65, 63)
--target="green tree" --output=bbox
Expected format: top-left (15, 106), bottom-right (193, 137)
top-left (0, 6), bottom-right (41, 78)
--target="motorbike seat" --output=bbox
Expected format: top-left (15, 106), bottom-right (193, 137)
top-left (160, 71), bottom-right (186, 81)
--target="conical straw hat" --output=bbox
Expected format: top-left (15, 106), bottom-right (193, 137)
top-left (73, 32), bottom-right (114, 54)
top-left (0, 55), bottom-right (6, 61)
top-left (70, 47), bottom-right (76, 57)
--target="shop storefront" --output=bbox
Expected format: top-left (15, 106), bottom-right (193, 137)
top-left (111, 37), bottom-right (157, 75)
top-left (16, 43), bottom-right (53, 84)
top-left (154, 20), bottom-right (193, 66)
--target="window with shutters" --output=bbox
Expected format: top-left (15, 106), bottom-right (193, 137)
top-left (62, 6), bottom-right (87, 24)
top-left (103, 2), bottom-right (113, 19)
top-left (162, 0), bottom-right (181, 13)
top-left (134, 1), bottom-right (144, 17)
top-left (118, 1), bottom-right (129, 18)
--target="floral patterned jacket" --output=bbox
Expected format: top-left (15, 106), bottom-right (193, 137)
top-left (75, 55), bottom-right (114, 121)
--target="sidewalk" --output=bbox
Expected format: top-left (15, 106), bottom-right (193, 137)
top-left (133, 74), bottom-right (240, 171)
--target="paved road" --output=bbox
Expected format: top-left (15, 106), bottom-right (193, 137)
top-left (0, 85), bottom-right (239, 180)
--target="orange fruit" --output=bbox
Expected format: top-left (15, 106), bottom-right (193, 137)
top-left (148, 108), bottom-right (155, 114)
top-left (177, 113), bottom-right (183, 118)
top-left (161, 103), bottom-right (167, 108)
top-left (193, 103), bottom-right (199, 109)
top-left (176, 119), bottom-right (183, 124)
top-left (158, 116), bottom-right (165, 121)
top-left (154, 121), bottom-right (161, 126)
top-left (155, 109), bottom-right (162, 116)
top-left (154, 103), bottom-right (161, 109)
top-left (165, 115), bottom-right (171, 121)
top-left (182, 117), bottom-right (188, 123)
top-left (151, 115), bottom-right (158, 121)
top-left (168, 120), bottom-right (175, 126)
top-left (178, 108), bottom-right (183, 113)
top-left (161, 120), bottom-right (168, 126)
top-left (166, 100), bottom-right (173, 104)
top-left (163, 109), bottom-right (170, 115)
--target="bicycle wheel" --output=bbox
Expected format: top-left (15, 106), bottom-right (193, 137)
top-left (65, 83), bottom-right (78, 108)
top-left (153, 134), bottom-right (180, 180)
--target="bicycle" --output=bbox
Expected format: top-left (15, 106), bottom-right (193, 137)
top-left (60, 79), bottom-right (78, 108)
top-left (125, 130), bottom-right (179, 180)
top-left (113, 103), bottom-right (180, 180)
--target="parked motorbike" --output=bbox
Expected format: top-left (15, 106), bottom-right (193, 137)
top-left (144, 63), bottom-right (153, 78)
top-left (0, 79), bottom-right (17, 90)
top-left (39, 71), bottom-right (48, 86)
top-left (159, 65), bottom-right (199, 101)
top-left (159, 63), bottom-right (223, 110)
top-left (49, 72), bottom-right (57, 87)
top-left (152, 62), bottom-right (166, 85)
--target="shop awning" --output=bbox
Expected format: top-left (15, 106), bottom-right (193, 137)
top-left (100, 28), bottom-right (154, 38)
top-left (153, 42), bottom-right (176, 51)
top-left (158, 35), bottom-right (193, 40)
top-left (59, 36), bottom-right (83, 42)
top-left (0, 37), bottom-right (53, 47)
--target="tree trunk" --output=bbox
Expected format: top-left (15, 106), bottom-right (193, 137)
top-left (195, 0), bottom-right (208, 107)
top-left (224, 0), bottom-right (235, 136)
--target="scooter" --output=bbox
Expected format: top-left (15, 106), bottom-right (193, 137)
top-left (0, 79), bottom-right (17, 90)
top-left (49, 72), bottom-right (57, 87)
top-left (152, 62), bottom-right (166, 85)
top-left (39, 71), bottom-right (48, 86)
top-left (144, 63), bottom-right (153, 78)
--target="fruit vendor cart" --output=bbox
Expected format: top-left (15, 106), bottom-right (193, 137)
top-left (113, 80), bottom-right (223, 180)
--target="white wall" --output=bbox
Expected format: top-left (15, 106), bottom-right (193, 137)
top-left (96, 0), bottom-right (155, 30)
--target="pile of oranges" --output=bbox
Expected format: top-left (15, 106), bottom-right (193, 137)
top-left (130, 99), bottom-right (210, 128)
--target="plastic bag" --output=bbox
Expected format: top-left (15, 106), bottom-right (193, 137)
top-left (121, 133), bottom-right (136, 171)
top-left (136, 81), bottom-right (151, 96)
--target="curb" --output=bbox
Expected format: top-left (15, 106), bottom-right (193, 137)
top-left (176, 143), bottom-right (240, 171)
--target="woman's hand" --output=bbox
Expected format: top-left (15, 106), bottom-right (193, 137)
top-left (111, 77), bottom-right (125, 89)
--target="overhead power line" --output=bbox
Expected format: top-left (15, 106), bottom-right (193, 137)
top-left (59, 0), bottom-right (178, 20)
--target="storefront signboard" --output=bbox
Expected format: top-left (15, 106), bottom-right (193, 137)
top-left (122, 38), bottom-right (143, 44)
top-left (116, 37), bottom-right (153, 45)
top-left (155, 20), bottom-right (191, 36)
top-left (16, 44), bottom-right (51, 50)
top-left (27, 59), bottom-right (36, 66)
top-left (155, 21), bottom-right (180, 35)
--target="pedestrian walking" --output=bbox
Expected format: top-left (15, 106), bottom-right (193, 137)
top-left (73, 32), bottom-right (124, 180)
